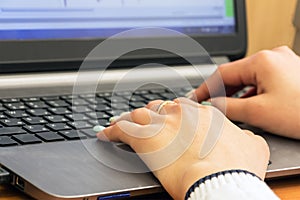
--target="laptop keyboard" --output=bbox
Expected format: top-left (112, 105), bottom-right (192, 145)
top-left (0, 87), bottom-right (192, 147)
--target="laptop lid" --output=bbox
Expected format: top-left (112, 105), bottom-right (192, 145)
top-left (0, 0), bottom-right (247, 73)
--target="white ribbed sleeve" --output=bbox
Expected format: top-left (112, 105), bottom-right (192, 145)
top-left (187, 171), bottom-right (280, 200)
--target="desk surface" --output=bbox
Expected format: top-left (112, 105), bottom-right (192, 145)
top-left (1, 178), bottom-right (300, 200)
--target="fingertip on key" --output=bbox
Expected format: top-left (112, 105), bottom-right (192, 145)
top-left (93, 125), bottom-right (106, 133)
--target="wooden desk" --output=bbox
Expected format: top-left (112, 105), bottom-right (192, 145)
top-left (246, 0), bottom-right (297, 56)
top-left (1, 178), bottom-right (300, 200)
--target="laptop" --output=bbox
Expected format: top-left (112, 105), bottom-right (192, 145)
top-left (0, 0), bottom-right (299, 199)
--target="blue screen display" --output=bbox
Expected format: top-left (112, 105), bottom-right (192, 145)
top-left (0, 0), bottom-right (235, 40)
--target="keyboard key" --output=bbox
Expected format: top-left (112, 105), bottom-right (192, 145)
top-left (95, 98), bottom-right (108, 104)
top-left (60, 95), bottom-right (78, 100)
top-left (46, 100), bottom-right (69, 107)
top-left (48, 107), bottom-right (71, 115)
top-left (59, 130), bottom-right (87, 140)
top-left (80, 129), bottom-right (97, 138)
top-left (41, 96), bottom-right (60, 101)
top-left (0, 119), bottom-right (24, 127)
top-left (0, 136), bottom-right (18, 146)
top-left (4, 110), bottom-right (29, 118)
top-left (142, 94), bottom-right (161, 101)
top-left (181, 86), bottom-right (194, 92)
top-left (97, 92), bottom-right (111, 97)
top-left (21, 97), bottom-right (40, 102)
top-left (94, 104), bottom-right (110, 111)
top-left (79, 94), bottom-right (95, 98)
top-left (160, 93), bottom-right (177, 100)
top-left (85, 98), bottom-right (98, 104)
top-left (0, 113), bottom-right (7, 119)
top-left (97, 119), bottom-right (111, 126)
top-left (87, 120), bottom-right (98, 126)
top-left (23, 125), bottom-right (49, 133)
top-left (44, 115), bottom-right (69, 123)
top-left (130, 101), bottom-right (146, 109)
top-left (115, 91), bottom-right (132, 96)
top-left (66, 99), bottom-right (89, 106)
top-left (86, 112), bottom-right (110, 119)
top-left (110, 96), bottom-right (128, 103)
top-left (107, 110), bottom-right (126, 116)
top-left (65, 113), bottom-right (90, 121)
top-left (23, 117), bottom-right (47, 125)
top-left (150, 89), bottom-right (166, 94)
top-left (133, 90), bottom-right (148, 95)
top-left (46, 123), bottom-right (71, 131)
top-left (12, 134), bottom-right (42, 145)
top-left (36, 132), bottom-right (65, 142)
top-left (67, 121), bottom-right (93, 129)
top-left (129, 95), bottom-right (145, 102)
top-left (71, 106), bottom-right (91, 113)
top-left (26, 101), bottom-right (49, 109)
top-left (0, 104), bottom-right (6, 112)
top-left (0, 127), bottom-right (26, 136)
top-left (4, 102), bottom-right (27, 110)
top-left (1, 98), bottom-right (20, 103)
top-left (111, 103), bottom-right (129, 110)
top-left (27, 109), bottom-right (50, 116)
top-left (172, 88), bottom-right (188, 96)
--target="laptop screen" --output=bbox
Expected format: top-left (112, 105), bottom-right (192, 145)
top-left (0, 0), bottom-right (235, 40)
top-left (0, 0), bottom-right (247, 72)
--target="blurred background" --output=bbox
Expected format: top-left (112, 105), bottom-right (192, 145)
top-left (246, 0), bottom-right (298, 56)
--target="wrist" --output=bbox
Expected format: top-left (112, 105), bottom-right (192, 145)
top-left (178, 162), bottom-right (221, 199)
top-left (179, 163), bottom-right (261, 200)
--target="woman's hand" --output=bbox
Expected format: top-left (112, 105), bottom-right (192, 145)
top-left (192, 46), bottom-right (300, 139)
top-left (97, 98), bottom-right (270, 200)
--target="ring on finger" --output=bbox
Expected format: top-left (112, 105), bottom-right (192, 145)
top-left (156, 100), bottom-right (176, 114)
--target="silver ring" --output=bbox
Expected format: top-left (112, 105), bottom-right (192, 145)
top-left (156, 100), bottom-right (176, 114)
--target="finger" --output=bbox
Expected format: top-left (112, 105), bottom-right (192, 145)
top-left (211, 95), bottom-right (266, 125)
top-left (193, 57), bottom-right (257, 102)
top-left (173, 97), bottom-right (200, 107)
top-left (97, 120), bottom-right (142, 144)
top-left (111, 107), bottom-right (164, 125)
top-left (145, 100), bottom-right (164, 111)
top-left (146, 100), bottom-right (178, 115)
top-left (242, 129), bottom-right (255, 136)
top-left (174, 97), bottom-right (214, 108)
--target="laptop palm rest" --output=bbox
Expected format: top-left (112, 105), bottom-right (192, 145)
top-left (0, 139), bottom-right (161, 199)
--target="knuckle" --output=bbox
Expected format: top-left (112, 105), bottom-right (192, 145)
top-left (170, 103), bottom-right (181, 112)
top-left (146, 100), bottom-right (163, 109)
top-left (131, 107), bottom-right (148, 117)
top-left (254, 50), bottom-right (275, 63)
top-left (273, 45), bottom-right (289, 51)
top-left (218, 63), bottom-right (227, 72)
top-left (173, 97), bottom-right (185, 103)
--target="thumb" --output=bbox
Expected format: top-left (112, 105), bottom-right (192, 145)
top-left (210, 96), bottom-right (258, 124)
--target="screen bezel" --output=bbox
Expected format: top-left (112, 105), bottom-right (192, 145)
top-left (0, 0), bottom-right (247, 73)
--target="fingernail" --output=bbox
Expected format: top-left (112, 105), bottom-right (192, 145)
top-left (97, 131), bottom-right (110, 142)
top-left (109, 116), bottom-right (120, 124)
top-left (201, 101), bottom-right (212, 106)
top-left (93, 125), bottom-right (106, 132)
